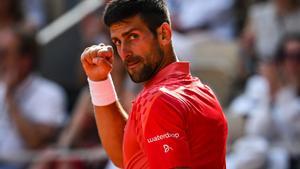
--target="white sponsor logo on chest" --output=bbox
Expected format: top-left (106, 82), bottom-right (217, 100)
top-left (147, 132), bottom-right (180, 143)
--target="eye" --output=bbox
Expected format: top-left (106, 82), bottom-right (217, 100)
top-left (129, 33), bottom-right (138, 40)
top-left (113, 39), bottom-right (121, 46)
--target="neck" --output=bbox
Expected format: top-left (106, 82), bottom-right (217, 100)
top-left (142, 44), bottom-right (177, 85)
top-left (158, 44), bottom-right (178, 71)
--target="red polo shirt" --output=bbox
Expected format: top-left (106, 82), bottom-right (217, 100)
top-left (123, 62), bottom-right (228, 169)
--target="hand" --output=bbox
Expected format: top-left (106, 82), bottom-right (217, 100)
top-left (80, 44), bottom-right (114, 81)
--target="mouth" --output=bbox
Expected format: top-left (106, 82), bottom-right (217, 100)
top-left (127, 60), bottom-right (140, 69)
top-left (125, 56), bottom-right (142, 70)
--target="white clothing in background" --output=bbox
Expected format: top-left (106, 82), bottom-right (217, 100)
top-left (0, 73), bottom-right (67, 157)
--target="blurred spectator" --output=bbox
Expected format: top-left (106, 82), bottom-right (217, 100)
top-left (0, 0), bottom-right (23, 29)
top-left (168, 0), bottom-right (235, 39)
top-left (227, 34), bottom-right (300, 169)
top-left (229, 58), bottom-right (282, 118)
top-left (277, 34), bottom-right (300, 90)
top-left (21, 0), bottom-right (46, 30)
top-left (55, 87), bottom-right (95, 150)
top-left (29, 87), bottom-right (104, 169)
top-left (243, 0), bottom-right (300, 59)
top-left (234, 0), bottom-right (272, 36)
top-left (0, 0), bottom-right (46, 32)
top-left (232, 0), bottom-right (300, 101)
top-left (227, 59), bottom-right (281, 169)
top-left (240, 0), bottom-right (300, 73)
top-left (166, 0), bottom-right (237, 84)
top-left (0, 27), bottom-right (67, 169)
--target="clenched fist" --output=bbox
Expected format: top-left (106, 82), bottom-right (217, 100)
top-left (80, 44), bottom-right (114, 81)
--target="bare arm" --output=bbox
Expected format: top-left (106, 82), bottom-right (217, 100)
top-left (6, 97), bottom-right (57, 149)
top-left (80, 44), bottom-right (128, 168)
top-left (94, 102), bottom-right (127, 167)
top-left (57, 87), bottom-right (93, 147)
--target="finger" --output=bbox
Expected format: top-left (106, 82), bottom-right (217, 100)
top-left (85, 45), bottom-right (100, 64)
top-left (84, 47), bottom-right (90, 51)
top-left (97, 45), bottom-right (113, 63)
top-left (106, 46), bottom-right (114, 63)
top-left (92, 57), bottom-right (113, 75)
top-left (92, 57), bottom-right (112, 68)
top-left (81, 50), bottom-right (92, 65)
top-left (89, 45), bottom-right (99, 61)
top-left (81, 46), bottom-right (94, 64)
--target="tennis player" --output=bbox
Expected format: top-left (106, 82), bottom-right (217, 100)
top-left (80, 0), bottom-right (228, 168)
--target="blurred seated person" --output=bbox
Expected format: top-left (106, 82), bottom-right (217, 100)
top-left (228, 33), bottom-right (300, 169)
top-left (168, 0), bottom-right (235, 39)
top-left (0, 0), bottom-right (23, 30)
top-left (0, 27), bottom-right (67, 169)
top-left (29, 87), bottom-right (111, 169)
top-left (55, 87), bottom-right (96, 150)
top-left (227, 57), bottom-right (282, 169)
top-left (243, 0), bottom-right (300, 59)
top-left (166, 0), bottom-right (236, 64)
top-left (228, 57), bottom-right (282, 119)
top-left (239, 0), bottom-right (300, 80)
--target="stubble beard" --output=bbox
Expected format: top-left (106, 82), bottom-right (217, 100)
top-left (127, 51), bottom-right (164, 83)
top-left (124, 41), bottom-right (165, 83)
top-left (128, 62), bottom-right (155, 83)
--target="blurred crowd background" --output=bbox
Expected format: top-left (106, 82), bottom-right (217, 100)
top-left (0, 0), bottom-right (299, 169)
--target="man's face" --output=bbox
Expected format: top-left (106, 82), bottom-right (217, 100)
top-left (110, 15), bottom-right (164, 83)
top-left (0, 30), bottom-right (24, 83)
top-left (0, 30), bottom-right (20, 75)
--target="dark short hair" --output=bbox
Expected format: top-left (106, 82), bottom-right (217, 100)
top-left (275, 33), bottom-right (300, 62)
top-left (6, 0), bottom-right (24, 23)
top-left (13, 28), bottom-right (40, 70)
top-left (103, 0), bottom-right (170, 35)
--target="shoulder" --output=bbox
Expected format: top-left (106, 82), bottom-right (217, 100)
top-left (137, 86), bottom-right (188, 119)
top-left (139, 85), bottom-right (186, 106)
top-left (137, 87), bottom-right (189, 132)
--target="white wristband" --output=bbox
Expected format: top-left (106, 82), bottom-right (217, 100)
top-left (88, 75), bottom-right (117, 106)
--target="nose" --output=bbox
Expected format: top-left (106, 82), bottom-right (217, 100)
top-left (118, 42), bottom-right (132, 61)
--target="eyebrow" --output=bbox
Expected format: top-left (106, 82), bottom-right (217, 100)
top-left (111, 28), bottom-right (140, 40)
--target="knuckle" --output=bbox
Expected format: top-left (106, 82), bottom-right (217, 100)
top-left (84, 47), bottom-right (90, 51)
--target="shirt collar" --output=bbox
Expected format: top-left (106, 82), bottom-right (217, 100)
top-left (144, 61), bottom-right (191, 88)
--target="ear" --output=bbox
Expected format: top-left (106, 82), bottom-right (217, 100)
top-left (157, 22), bottom-right (172, 46)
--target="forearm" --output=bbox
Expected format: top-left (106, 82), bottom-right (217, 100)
top-left (93, 101), bottom-right (127, 168)
top-left (80, 43), bottom-right (127, 167)
top-left (57, 106), bottom-right (91, 147)
top-left (58, 87), bottom-right (93, 147)
top-left (8, 101), bottom-right (55, 149)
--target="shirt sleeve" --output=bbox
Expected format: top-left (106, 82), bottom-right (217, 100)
top-left (140, 92), bottom-right (191, 169)
top-left (24, 80), bottom-right (67, 126)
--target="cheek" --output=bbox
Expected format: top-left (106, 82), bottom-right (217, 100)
top-left (116, 48), bottom-right (122, 59)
